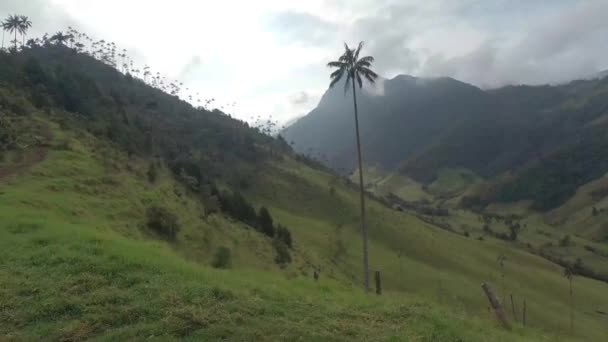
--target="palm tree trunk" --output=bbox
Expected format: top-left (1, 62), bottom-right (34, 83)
top-left (352, 77), bottom-right (369, 292)
top-left (1, 29), bottom-right (4, 50)
top-left (14, 30), bottom-right (17, 50)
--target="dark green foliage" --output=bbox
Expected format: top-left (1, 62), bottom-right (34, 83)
top-left (560, 235), bottom-right (573, 247)
top-left (508, 223), bottom-right (521, 241)
top-left (0, 45), bottom-right (292, 192)
top-left (218, 191), bottom-right (257, 226)
top-left (273, 239), bottom-right (291, 266)
top-left (276, 224), bottom-right (293, 249)
top-left (257, 206), bottom-right (275, 237)
top-left (146, 206), bottom-right (180, 241)
top-left (0, 115), bottom-right (15, 149)
top-left (211, 246), bottom-right (232, 269)
top-left (497, 131), bottom-right (608, 210)
top-left (146, 162), bottom-right (157, 183)
top-left (592, 207), bottom-right (599, 216)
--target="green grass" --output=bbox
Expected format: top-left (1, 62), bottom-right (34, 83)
top-left (1, 219), bottom-right (549, 341)
top-left (248, 160), bottom-right (608, 341)
top-left (1, 118), bottom-right (607, 340)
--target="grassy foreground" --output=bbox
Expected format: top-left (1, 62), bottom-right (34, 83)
top-left (0, 119), bottom-right (604, 341)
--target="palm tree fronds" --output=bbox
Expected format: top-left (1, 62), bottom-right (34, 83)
top-left (354, 41), bottom-right (364, 61)
top-left (327, 61), bottom-right (346, 68)
top-left (329, 68), bottom-right (345, 88)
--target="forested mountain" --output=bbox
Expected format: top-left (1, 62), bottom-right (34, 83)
top-left (284, 74), bottom-right (608, 210)
top-left (283, 75), bottom-right (489, 172)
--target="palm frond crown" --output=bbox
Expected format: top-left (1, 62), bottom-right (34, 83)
top-left (327, 41), bottom-right (378, 93)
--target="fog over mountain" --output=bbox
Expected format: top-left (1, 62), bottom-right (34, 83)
top-left (2, 0), bottom-right (607, 123)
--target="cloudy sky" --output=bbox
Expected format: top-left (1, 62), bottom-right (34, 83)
top-left (1, 0), bottom-right (607, 124)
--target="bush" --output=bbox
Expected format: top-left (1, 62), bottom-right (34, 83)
top-left (276, 224), bottom-right (293, 248)
top-left (219, 191), bottom-right (257, 226)
top-left (273, 239), bottom-right (291, 266)
top-left (211, 246), bottom-right (232, 269)
top-left (257, 206), bottom-right (275, 237)
top-left (146, 162), bottom-right (157, 183)
top-left (508, 223), bottom-right (521, 241)
top-left (146, 206), bottom-right (180, 240)
top-left (559, 235), bottom-right (572, 247)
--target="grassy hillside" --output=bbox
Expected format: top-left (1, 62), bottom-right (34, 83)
top-left (0, 116), bottom-right (549, 341)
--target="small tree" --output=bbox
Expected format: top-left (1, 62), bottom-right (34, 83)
top-left (211, 246), bottom-right (232, 269)
top-left (276, 224), bottom-right (292, 248)
top-left (592, 206), bottom-right (598, 216)
top-left (257, 206), bottom-right (275, 237)
top-left (146, 206), bottom-right (180, 241)
top-left (273, 238), bottom-right (291, 267)
top-left (508, 223), bottom-right (521, 241)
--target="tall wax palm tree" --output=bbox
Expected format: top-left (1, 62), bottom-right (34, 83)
top-left (5, 14), bottom-right (21, 50)
top-left (18, 15), bottom-right (32, 47)
top-left (327, 41), bottom-right (378, 292)
top-left (51, 31), bottom-right (69, 45)
top-left (1, 19), bottom-right (8, 50)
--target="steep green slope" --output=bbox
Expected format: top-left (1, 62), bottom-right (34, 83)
top-left (0, 117), bottom-right (549, 341)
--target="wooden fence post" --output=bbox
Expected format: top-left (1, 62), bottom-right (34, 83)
top-left (375, 271), bottom-right (381, 295)
top-left (481, 282), bottom-right (511, 330)
top-left (510, 294), bottom-right (518, 322)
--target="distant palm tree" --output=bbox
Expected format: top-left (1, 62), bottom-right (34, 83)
top-left (327, 41), bottom-right (378, 292)
top-left (51, 31), bottom-right (69, 45)
top-left (5, 14), bottom-right (22, 51)
top-left (1, 19), bottom-right (8, 50)
top-left (18, 15), bottom-right (32, 46)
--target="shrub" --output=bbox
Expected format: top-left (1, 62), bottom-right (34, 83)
top-left (146, 162), bottom-right (157, 183)
top-left (202, 195), bottom-right (221, 217)
top-left (559, 235), bottom-right (572, 247)
top-left (276, 224), bottom-right (293, 248)
top-left (146, 206), bottom-right (180, 240)
top-left (257, 206), bottom-right (275, 237)
top-left (508, 223), bottom-right (521, 241)
top-left (219, 191), bottom-right (257, 226)
top-left (273, 239), bottom-right (291, 266)
top-left (211, 246), bottom-right (232, 269)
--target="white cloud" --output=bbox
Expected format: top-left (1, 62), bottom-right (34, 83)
top-left (2, 0), bottom-right (607, 124)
